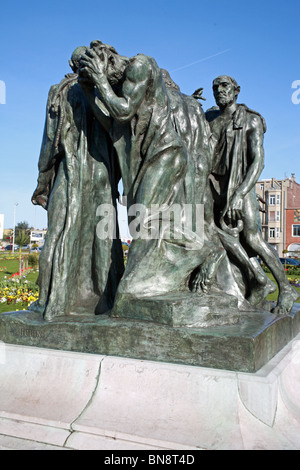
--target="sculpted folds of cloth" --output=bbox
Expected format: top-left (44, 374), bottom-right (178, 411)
top-left (31, 44), bottom-right (299, 324)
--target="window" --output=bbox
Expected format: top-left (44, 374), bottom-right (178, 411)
top-left (269, 227), bottom-right (275, 238)
top-left (292, 225), bottom-right (300, 237)
top-left (260, 183), bottom-right (264, 191)
top-left (276, 227), bottom-right (280, 238)
top-left (269, 211), bottom-right (275, 222)
top-left (269, 195), bottom-right (275, 205)
top-left (277, 194), bottom-right (280, 205)
top-left (276, 211), bottom-right (280, 221)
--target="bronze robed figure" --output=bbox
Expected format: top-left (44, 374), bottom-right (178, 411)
top-left (31, 41), bottom-right (298, 326)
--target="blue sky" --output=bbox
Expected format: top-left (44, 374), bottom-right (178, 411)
top-left (0, 0), bottom-right (299, 231)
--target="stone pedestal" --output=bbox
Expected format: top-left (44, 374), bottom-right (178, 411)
top-left (0, 335), bottom-right (299, 450)
top-left (0, 305), bottom-right (299, 372)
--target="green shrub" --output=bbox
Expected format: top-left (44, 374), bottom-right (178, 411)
top-left (28, 253), bottom-right (39, 268)
top-left (285, 265), bottom-right (300, 276)
top-left (261, 264), bottom-right (270, 273)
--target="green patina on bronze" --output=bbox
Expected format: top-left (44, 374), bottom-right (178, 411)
top-left (1, 42), bottom-right (299, 372)
top-left (0, 306), bottom-right (299, 372)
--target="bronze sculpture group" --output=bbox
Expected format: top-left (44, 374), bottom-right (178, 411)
top-left (31, 41), bottom-right (298, 323)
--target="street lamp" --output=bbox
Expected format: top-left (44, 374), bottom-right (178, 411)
top-left (12, 203), bottom-right (19, 253)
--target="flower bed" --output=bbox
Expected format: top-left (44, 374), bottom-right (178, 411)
top-left (9, 266), bottom-right (33, 279)
top-left (288, 277), bottom-right (300, 288)
top-left (0, 267), bottom-right (39, 311)
top-left (0, 284), bottom-right (39, 308)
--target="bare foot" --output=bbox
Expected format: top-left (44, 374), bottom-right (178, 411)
top-left (271, 286), bottom-right (300, 315)
top-left (247, 277), bottom-right (277, 306)
top-left (28, 300), bottom-right (45, 316)
top-left (191, 249), bottom-right (225, 294)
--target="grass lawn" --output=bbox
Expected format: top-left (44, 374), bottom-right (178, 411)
top-left (0, 304), bottom-right (26, 313)
top-left (266, 273), bottom-right (300, 303)
top-left (0, 253), bottom-right (39, 282)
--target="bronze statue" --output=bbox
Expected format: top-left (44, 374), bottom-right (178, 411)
top-left (78, 41), bottom-right (219, 300)
top-left (31, 43), bottom-right (298, 324)
top-left (205, 75), bottom-right (298, 314)
top-left (31, 47), bottom-right (124, 321)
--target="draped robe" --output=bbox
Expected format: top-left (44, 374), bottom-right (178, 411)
top-left (32, 74), bottom-right (124, 320)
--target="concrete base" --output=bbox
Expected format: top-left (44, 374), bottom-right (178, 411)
top-left (0, 335), bottom-right (299, 450)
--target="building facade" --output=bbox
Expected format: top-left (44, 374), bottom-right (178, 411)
top-left (256, 174), bottom-right (300, 257)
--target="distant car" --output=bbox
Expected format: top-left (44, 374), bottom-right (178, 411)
top-left (279, 258), bottom-right (300, 266)
top-left (5, 245), bottom-right (18, 251)
top-left (21, 245), bottom-right (30, 250)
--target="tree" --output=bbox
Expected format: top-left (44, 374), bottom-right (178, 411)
top-left (15, 221), bottom-right (31, 237)
top-left (15, 230), bottom-right (30, 275)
